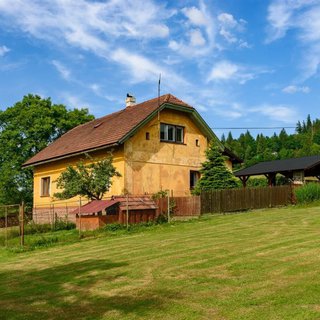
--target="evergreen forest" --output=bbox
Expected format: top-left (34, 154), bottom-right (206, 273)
top-left (222, 115), bottom-right (320, 169)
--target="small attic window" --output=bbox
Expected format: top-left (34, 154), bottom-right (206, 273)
top-left (196, 139), bottom-right (199, 147)
top-left (146, 132), bottom-right (150, 140)
top-left (94, 123), bottom-right (102, 128)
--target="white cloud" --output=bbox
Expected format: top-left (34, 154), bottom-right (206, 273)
top-left (282, 85), bottom-right (310, 94)
top-left (0, 0), bottom-right (172, 55)
top-left (208, 61), bottom-right (239, 80)
top-left (51, 60), bottom-right (71, 80)
top-left (62, 93), bottom-right (90, 109)
top-left (182, 6), bottom-right (209, 26)
top-left (197, 93), bottom-right (298, 123)
top-left (0, 0), bottom-right (192, 89)
top-left (207, 60), bottom-right (257, 84)
top-left (250, 104), bottom-right (298, 123)
top-left (170, 1), bottom-right (215, 57)
top-left (0, 45), bottom-right (10, 56)
top-left (189, 29), bottom-right (206, 47)
top-left (89, 83), bottom-right (100, 95)
top-left (267, 0), bottom-right (320, 78)
top-left (111, 48), bottom-right (189, 88)
top-left (217, 13), bottom-right (248, 47)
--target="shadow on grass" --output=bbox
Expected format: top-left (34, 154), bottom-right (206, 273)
top-left (0, 259), bottom-right (177, 320)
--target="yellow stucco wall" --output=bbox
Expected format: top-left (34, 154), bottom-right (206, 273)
top-left (33, 148), bottom-right (124, 207)
top-left (123, 109), bottom-right (208, 196)
top-left (32, 107), bottom-right (229, 207)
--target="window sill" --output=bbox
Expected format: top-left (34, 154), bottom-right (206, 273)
top-left (160, 140), bottom-right (186, 145)
top-left (40, 195), bottom-right (50, 198)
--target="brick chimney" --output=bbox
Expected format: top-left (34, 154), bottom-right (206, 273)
top-left (126, 93), bottom-right (136, 107)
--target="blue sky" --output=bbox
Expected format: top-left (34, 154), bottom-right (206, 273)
top-left (0, 0), bottom-right (320, 138)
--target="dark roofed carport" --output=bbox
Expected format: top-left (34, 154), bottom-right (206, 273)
top-left (234, 155), bottom-right (320, 187)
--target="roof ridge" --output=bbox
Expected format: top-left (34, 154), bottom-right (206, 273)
top-left (23, 93), bottom-right (197, 167)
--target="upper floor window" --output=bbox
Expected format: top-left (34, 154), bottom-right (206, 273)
top-left (41, 177), bottom-right (50, 197)
top-left (160, 123), bottom-right (184, 143)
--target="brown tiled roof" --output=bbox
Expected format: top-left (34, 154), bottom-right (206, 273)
top-left (70, 196), bottom-right (157, 215)
top-left (70, 199), bottom-right (120, 215)
top-left (23, 94), bottom-right (193, 167)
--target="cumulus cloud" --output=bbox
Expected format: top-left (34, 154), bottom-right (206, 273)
top-left (282, 85), bottom-right (310, 94)
top-left (207, 60), bottom-right (259, 84)
top-left (267, 0), bottom-right (320, 78)
top-left (0, 45), bottom-right (10, 56)
top-left (182, 5), bottom-right (209, 26)
top-left (169, 1), bottom-right (215, 57)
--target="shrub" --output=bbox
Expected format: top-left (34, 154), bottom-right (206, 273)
top-left (30, 236), bottom-right (59, 249)
top-left (103, 223), bottom-right (126, 232)
top-left (156, 214), bottom-right (168, 224)
top-left (24, 222), bottom-right (52, 235)
top-left (54, 219), bottom-right (76, 231)
top-left (294, 183), bottom-right (320, 204)
top-left (247, 178), bottom-right (267, 187)
top-left (25, 219), bottom-right (76, 235)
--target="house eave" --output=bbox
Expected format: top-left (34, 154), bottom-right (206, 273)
top-left (22, 142), bottom-right (119, 169)
top-left (119, 102), bottom-right (222, 146)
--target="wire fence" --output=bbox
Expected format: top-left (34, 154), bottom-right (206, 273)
top-left (0, 187), bottom-right (294, 249)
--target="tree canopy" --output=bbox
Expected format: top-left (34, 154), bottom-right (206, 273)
top-left (54, 154), bottom-right (121, 200)
top-left (193, 144), bottom-right (239, 194)
top-left (0, 94), bottom-right (94, 205)
top-left (225, 115), bottom-right (320, 170)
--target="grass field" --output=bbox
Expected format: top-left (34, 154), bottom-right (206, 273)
top-left (1, 206), bottom-right (320, 319)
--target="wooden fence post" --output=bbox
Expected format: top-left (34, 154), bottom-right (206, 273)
top-left (167, 190), bottom-right (170, 223)
top-left (20, 201), bottom-right (24, 247)
top-left (126, 194), bottom-right (129, 229)
top-left (78, 197), bottom-right (82, 238)
top-left (5, 206), bottom-right (8, 248)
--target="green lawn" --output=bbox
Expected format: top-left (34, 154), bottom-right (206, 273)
top-left (1, 206), bottom-right (320, 319)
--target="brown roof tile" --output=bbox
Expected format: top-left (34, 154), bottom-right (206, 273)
top-left (70, 196), bottom-right (157, 215)
top-left (23, 94), bottom-right (193, 167)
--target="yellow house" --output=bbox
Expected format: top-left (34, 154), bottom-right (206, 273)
top-left (23, 94), bottom-right (240, 221)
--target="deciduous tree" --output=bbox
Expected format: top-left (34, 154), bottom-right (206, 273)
top-left (54, 154), bottom-right (121, 200)
top-left (0, 94), bottom-right (94, 205)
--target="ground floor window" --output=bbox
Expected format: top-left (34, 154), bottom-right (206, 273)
top-left (41, 177), bottom-right (51, 197)
top-left (190, 171), bottom-right (200, 189)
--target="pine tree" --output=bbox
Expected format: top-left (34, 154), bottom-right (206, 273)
top-left (193, 144), bottom-right (239, 194)
top-left (306, 114), bottom-right (312, 131)
top-left (226, 131), bottom-right (233, 145)
top-left (296, 121), bottom-right (302, 134)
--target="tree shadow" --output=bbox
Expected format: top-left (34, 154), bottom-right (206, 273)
top-left (0, 259), bottom-right (179, 319)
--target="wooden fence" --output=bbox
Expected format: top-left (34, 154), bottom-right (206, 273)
top-left (200, 185), bottom-right (293, 214)
top-left (156, 196), bottom-right (201, 217)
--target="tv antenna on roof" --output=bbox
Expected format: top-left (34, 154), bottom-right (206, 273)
top-left (158, 73), bottom-right (161, 107)
top-left (158, 73), bottom-right (161, 121)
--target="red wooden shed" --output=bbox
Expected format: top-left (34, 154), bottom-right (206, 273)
top-left (71, 196), bottom-right (158, 231)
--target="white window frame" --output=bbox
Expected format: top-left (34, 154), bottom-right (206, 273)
top-left (160, 123), bottom-right (184, 143)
